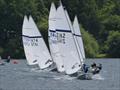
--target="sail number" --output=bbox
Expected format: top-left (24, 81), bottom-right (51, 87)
top-left (50, 32), bottom-right (66, 44)
top-left (23, 37), bottom-right (39, 46)
top-left (30, 38), bottom-right (39, 46)
top-left (56, 33), bottom-right (66, 44)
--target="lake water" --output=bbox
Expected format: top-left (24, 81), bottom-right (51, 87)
top-left (0, 59), bottom-right (120, 90)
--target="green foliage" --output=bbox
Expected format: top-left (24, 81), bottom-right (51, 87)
top-left (37, 16), bottom-right (49, 47)
top-left (0, 0), bottom-right (48, 58)
top-left (81, 26), bottom-right (99, 58)
top-left (0, 0), bottom-right (119, 58)
top-left (96, 0), bottom-right (120, 40)
top-left (105, 31), bottom-right (120, 58)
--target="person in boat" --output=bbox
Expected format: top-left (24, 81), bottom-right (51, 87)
top-left (0, 56), bottom-right (2, 62)
top-left (6, 55), bottom-right (11, 63)
top-left (95, 63), bottom-right (102, 74)
top-left (91, 62), bottom-right (97, 68)
top-left (90, 62), bottom-right (102, 74)
top-left (83, 64), bottom-right (89, 73)
top-left (0, 56), bottom-right (5, 65)
top-left (0, 56), bottom-right (3, 65)
top-left (97, 63), bottom-right (102, 70)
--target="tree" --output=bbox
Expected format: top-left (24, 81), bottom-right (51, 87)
top-left (81, 26), bottom-right (99, 58)
top-left (105, 31), bottom-right (120, 58)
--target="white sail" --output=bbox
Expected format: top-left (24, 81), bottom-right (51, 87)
top-left (73, 16), bottom-right (85, 60)
top-left (48, 2), bottom-right (65, 72)
top-left (55, 4), bottom-right (81, 74)
top-left (28, 16), bottom-right (53, 69)
top-left (22, 15), bottom-right (37, 65)
top-left (64, 10), bottom-right (84, 65)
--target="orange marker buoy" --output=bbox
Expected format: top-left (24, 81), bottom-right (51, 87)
top-left (13, 60), bottom-right (18, 64)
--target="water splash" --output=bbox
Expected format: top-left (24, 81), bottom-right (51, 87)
top-left (92, 74), bottom-right (104, 80)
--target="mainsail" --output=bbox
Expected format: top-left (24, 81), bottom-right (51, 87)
top-left (22, 15), bottom-right (53, 69)
top-left (55, 3), bottom-right (81, 74)
top-left (64, 10), bottom-right (84, 65)
top-left (48, 2), bottom-right (65, 72)
top-left (73, 16), bottom-right (85, 60)
top-left (28, 16), bottom-right (53, 69)
top-left (22, 16), bottom-right (37, 65)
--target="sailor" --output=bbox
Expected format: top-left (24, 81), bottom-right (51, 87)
top-left (95, 63), bottom-right (102, 74)
top-left (0, 56), bottom-right (5, 65)
top-left (83, 64), bottom-right (89, 73)
top-left (91, 62), bottom-right (97, 68)
top-left (0, 56), bottom-right (2, 62)
top-left (97, 63), bottom-right (102, 70)
top-left (90, 62), bottom-right (97, 74)
top-left (90, 62), bottom-right (102, 74)
top-left (0, 56), bottom-right (3, 65)
top-left (6, 55), bottom-right (11, 63)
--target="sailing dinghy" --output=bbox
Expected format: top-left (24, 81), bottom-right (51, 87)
top-left (22, 16), bottom-right (37, 65)
top-left (22, 15), bottom-right (53, 69)
top-left (64, 10), bottom-right (84, 65)
top-left (55, 3), bottom-right (82, 75)
top-left (48, 2), bottom-right (65, 72)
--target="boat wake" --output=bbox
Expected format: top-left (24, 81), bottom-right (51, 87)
top-left (92, 74), bottom-right (104, 80)
top-left (53, 75), bottom-right (76, 80)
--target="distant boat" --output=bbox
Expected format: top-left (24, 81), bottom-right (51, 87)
top-left (22, 15), bottom-right (53, 69)
top-left (48, 2), bottom-right (65, 72)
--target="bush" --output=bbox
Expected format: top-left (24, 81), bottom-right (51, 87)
top-left (81, 26), bottom-right (99, 58)
top-left (105, 31), bottom-right (120, 58)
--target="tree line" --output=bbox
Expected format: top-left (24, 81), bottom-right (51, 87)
top-left (0, 0), bottom-right (120, 58)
